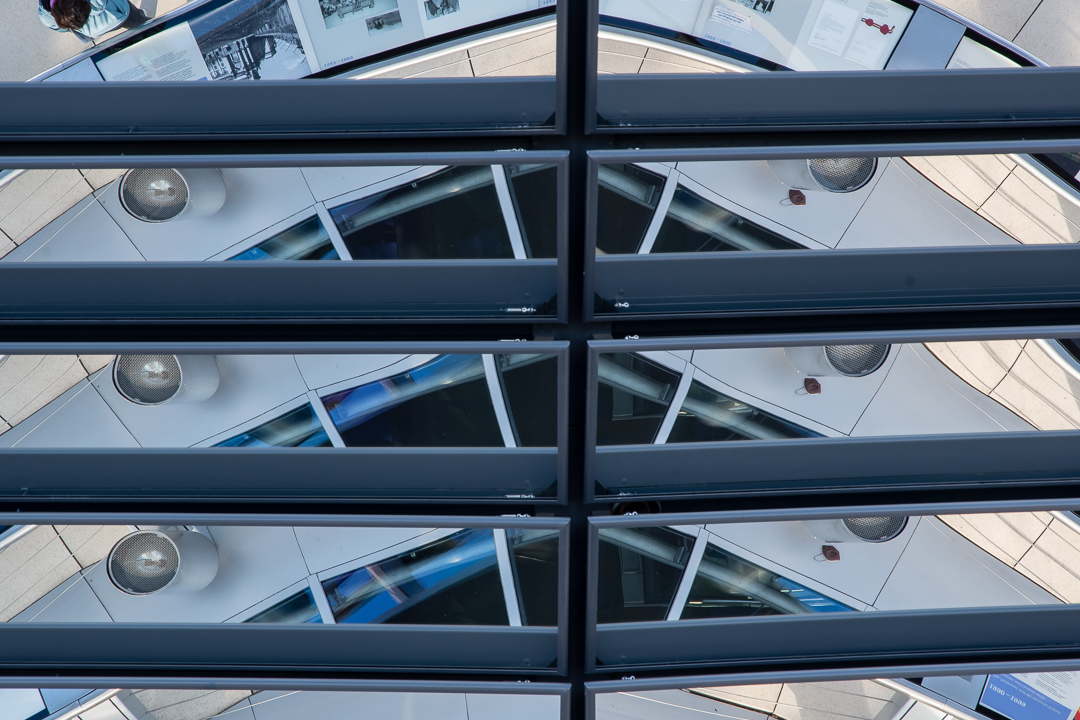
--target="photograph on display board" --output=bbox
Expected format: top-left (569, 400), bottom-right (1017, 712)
top-left (366, 9), bottom-right (403, 33)
top-left (190, 0), bottom-right (310, 80)
top-left (735, 0), bottom-right (775, 15)
top-left (320, 0), bottom-right (399, 30)
top-left (423, 0), bottom-right (460, 20)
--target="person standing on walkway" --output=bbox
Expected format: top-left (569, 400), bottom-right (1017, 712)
top-left (39, 0), bottom-right (150, 41)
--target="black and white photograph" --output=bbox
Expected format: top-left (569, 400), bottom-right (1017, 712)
top-left (319, 0), bottom-right (398, 30)
top-left (366, 9), bottom-right (403, 34)
top-left (734, 0), bottom-right (775, 15)
top-left (423, 0), bottom-right (460, 20)
top-left (190, 0), bottom-right (309, 80)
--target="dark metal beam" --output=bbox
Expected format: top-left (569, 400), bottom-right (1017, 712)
top-left (590, 245), bottom-right (1080, 319)
top-left (0, 625), bottom-right (559, 674)
top-left (592, 432), bottom-right (1080, 499)
top-left (0, 448), bottom-right (558, 504)
top-left (0, 79), bottom-right (557, 139)
top-left (595, 68), bottom-right (1080, 131)
top-left (0, 262), bottom-right (557, 322)
top-left (592, 605), bottom-right (1080, 671)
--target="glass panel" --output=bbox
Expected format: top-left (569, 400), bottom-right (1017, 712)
top-left (507, 528), bottom-right (560, 626)
top-left (213, 404), bottom-right (332, 447)
top-left (593, 153), bottom-right (1080, 315)
top-left (597, 526), bottom-right (693, 623)
top-left (596, 164), bottom-right (666, 255)
top-left (651, 185), bottom-right (806, 253)
top-left (598, 338), bottom-right (1080, 448)
top-left (0, 523), bottom-right (557, 633)
top-left (6, 688), bottom-right (564, 720)
top-left (596, 672), bottom-right (1080, 720)
top-left (321, 529), bottom-right (509, 625)
top-left (0, 350), bottom-right (559, 498)
top-left (596, 352), bottom-right (681, 446)
top-left (329, 166), bottom-right (514, 260)
top-left (245, 588), bottom-right (323, 623)
top-left (507, 165), bottom-right (559, 259)
top-left (497, 354), bottom-right (560, 447)
top-left (0, 163), bottom-right (561, 318)
top-left (608, 509), bottom-right (1080, 621)
top-left (38, 0), bottom-right (557, 84)
top-left (667, 379), bottom-right (823, 442)
top-left (594, 2), bottom-right (1041, 86)
top-left (227, 216), bottom-right (338, 261)
top-left (682, 542), bottom-right (851, 619)
top-left (320, 354), bottom-right (504, 447)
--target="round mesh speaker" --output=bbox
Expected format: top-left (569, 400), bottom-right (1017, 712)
top-left (808, 158), bottom-right (877, 193)
top-left (113, 355), bottom-right (182, 405)
top-left (119, 169), bottom-right (190, 222)
top-left (843, 516), bottom-right (909, 543)
top-left (108, 531), bottom-right (180, 595)
top-left (824, 344), bottom-right (890, 377)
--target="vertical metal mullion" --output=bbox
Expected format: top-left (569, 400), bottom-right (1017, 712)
top-left (666, 531), bottom-right (708, 621)
top-left (314, 203), bottom-right (353, 261)
top-left (492, 165), bottom-right (529, 260)
top-left (306, 389), bottom-right (346, 448)
top-left (307, 574), bottom-right (336, 624)
top-left (483, 354), bottom-right (518, 448)
top-left (493, 528), bottom-right (524, 627)
top-left (637, 170), bottom-right (680, 255)
top-left (654, 363), bottom-right (693, 444)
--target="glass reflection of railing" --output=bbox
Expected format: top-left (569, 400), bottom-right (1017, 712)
top-left (597, 527), bottom-right (850, 624)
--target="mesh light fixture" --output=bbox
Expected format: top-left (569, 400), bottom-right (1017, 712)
top-left (804, 516), bottom-right (910, 544)
top-left (842, 516), bottom-right (909, 543)
top-left (112, 355), bottom-right (220, 406)
top-left (108, 531), bottom-right (180, 595)
top-left (113, 355), bottom-right (182, 405)
top-left (107, 530), bottom-right (220, 596)
top-left (807, 157), bottom-right (878, 193)
top-left (119, 168), bottom-right (226, 223)
top-left (824, 344), bottom-right (891, 377)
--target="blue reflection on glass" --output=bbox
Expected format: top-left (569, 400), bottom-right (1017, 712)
top-left (214, 404), bottom-right (331, 448)
top-left (322, 528), bottom-right (499, 624)
top-left (320, 355), bottom-right (485, 432)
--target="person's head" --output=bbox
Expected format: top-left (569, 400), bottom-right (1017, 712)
top-left (49, 0), bottom-right (92, 30)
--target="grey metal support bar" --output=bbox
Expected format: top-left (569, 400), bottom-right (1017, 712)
top-left (0, 448), bottom-right (558, 502)
top-left (591, 432), bottom-right (1080, 498)
top-left (0, 262), bottom-right (558, 322)
top-left (590, 245), bottom-right (1080, 319)
top-left (0, 79), bottom-right (557, 139)
top-left (594, 68), bottom-right (1080, 131)
top-left (591, 605), bottom-right (1080, 671)
top-left (0, 625), bottom-right (559, 673)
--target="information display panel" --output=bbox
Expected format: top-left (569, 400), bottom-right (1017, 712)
top-left (981, 673), bottom-right (1080, 720)
top-left (91, 0), bottom-right (554, 80)
top-left (599, 0), bottom-right (913, 71)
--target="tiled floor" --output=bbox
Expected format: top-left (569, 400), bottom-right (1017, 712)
top-left (697, 681), bottom-right (900, 720)
top-left (0, 524), bottom-right (128, 622)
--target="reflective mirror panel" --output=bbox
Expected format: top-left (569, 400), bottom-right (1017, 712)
top-left (596, 674), bottom-right (1080, 720)
top-left (0, 165), bottom-right (557, 262)
top-left (596, 510), bottom-right (1080, 625)
top-left (29, 0), bottom-right (556, 83)
top-left (593, 337), bottom-right (1080, 495)
top-left (0, 350), bottom-right (560, 497)
top-left (0, 524), bottom-right (559, 626)
top-left (0, 687), bottom-right (562, 720)
top-left (0, 164), bottom-right (560, 319)
top-left (596, 338), bottom-right (1080, 447)
top-left (596, 0), bottom-right (1032, 81)
top-left (592, 153), bottom-right (1080, 315)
